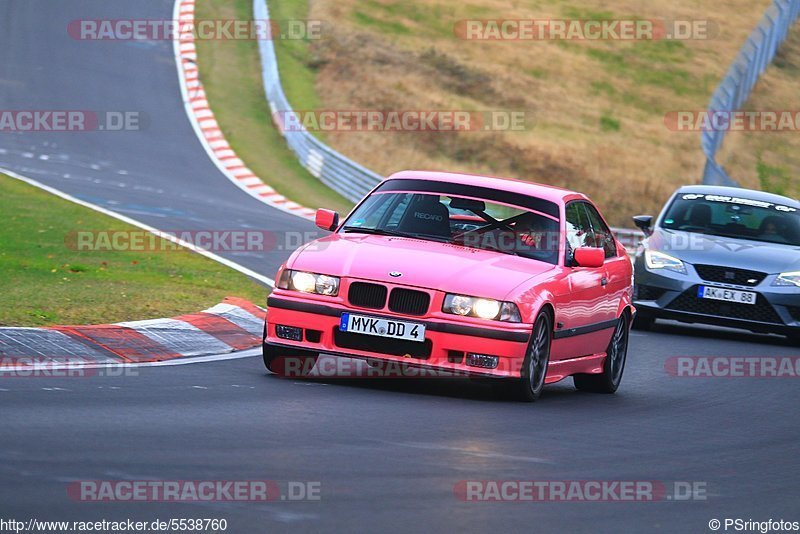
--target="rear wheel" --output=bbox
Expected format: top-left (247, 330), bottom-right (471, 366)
top-left (263, 344), bottom-right (319, 377)
top-left (574, 313), bottom-right (630, 393)
top-left (507, 312), bottom-right (552, 402)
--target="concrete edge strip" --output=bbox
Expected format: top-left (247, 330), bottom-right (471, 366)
top-left (172, 0), bottom-right (317, 222)
top-left (0, 299), bottom-right (266, 370)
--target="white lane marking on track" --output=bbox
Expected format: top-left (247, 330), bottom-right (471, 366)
top-left (384, 441), bottom-right (554, 464)
top-left (0, 169), bottom-right (274, 287)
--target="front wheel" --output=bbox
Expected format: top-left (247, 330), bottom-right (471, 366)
top-left (263, 344), bottom-right (319, 377)
top-left (574, 313), bottom-right (630, 393)
top-left (507, 312), bottom-right (552, 402)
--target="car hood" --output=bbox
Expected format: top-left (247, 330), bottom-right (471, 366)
top-left (288, 234), bottom-right (557, 299)
top-left (650, 229), bottom-right (800, 274)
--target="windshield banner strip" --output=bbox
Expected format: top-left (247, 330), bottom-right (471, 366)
top-left (377, 179), bottom-right (561, 219)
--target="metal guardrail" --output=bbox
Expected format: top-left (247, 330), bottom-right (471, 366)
top-left (701, 0), bottom-right (800, 186)
top-left (611, 228), bottom-right (643, 253)
top-left (254, 0), bottom-right (382, 203)
top-left (255, 0), bottom-right (643, 246)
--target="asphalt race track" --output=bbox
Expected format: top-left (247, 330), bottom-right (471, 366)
top-left (1, 2), bottom-right (798, 533)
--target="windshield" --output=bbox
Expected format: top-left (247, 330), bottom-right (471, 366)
top-left (661, 193), bottom-right (800, 246)
top-left (341, 190), bottom-right (561, 264)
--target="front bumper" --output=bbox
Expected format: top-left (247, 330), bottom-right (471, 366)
top-left (633, 256), bottom-right (800, 336)
top-left (264, 294), bottom-right (533, 378)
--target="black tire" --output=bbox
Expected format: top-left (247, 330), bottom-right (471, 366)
top-left (263, 343), bottom-right (319, 377)
top-left (631, 311), bottom-right (654, 331)
top-left (574, 313), bottom-right (630, 393)
top-left (507, 312), bottom-right (552, 402)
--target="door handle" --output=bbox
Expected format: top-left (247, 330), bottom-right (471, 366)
top-left (601, 277), bottom-right (608, 287)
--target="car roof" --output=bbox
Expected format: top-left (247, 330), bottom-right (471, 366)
top-left (385, 170), bottom-right (587, 205)
top-left (674, 185), bottom-right (800, 208)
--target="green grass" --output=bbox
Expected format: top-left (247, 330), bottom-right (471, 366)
top-left (560, 6), bottom-right (617, 20)
top-left (352, 0), bottom-right (453, 38)
top-left (600, 114), bottom-right (621, 132)
top-left (267, 0), bottom-right (325, 112)
top-left (584, 40), bottom-right (701, 96)
top-left (756, 159), bottom-right (794, 198)
top-left (590, 81), bottom-right (616, 96)
top-left (353, 10), bottom-right (411, 35)
top-left (0, 174), bottom-right (267, 327)
top-left (194, 0), bottom-right (352, 214)
top-left (528, 68), bottom-right (548, 80)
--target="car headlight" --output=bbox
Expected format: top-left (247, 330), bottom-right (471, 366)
top-left (644, 250), bottom-right (687, 275)
top-left (277, 269), bottom-right (340, 296)
top-left (774, 271), bottom-right (800, 288)
top-left (443, 294), bottom-right (521, 322)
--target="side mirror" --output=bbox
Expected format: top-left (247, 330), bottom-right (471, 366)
top-left (632, 215), bottom-right (653, 236)
top-left (315, 209), bottom-right (339, 232)
top-left (573, 247), bottom-right (605, 268)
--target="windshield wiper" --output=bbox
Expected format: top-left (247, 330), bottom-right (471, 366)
top-left (343, 226), bottom-right (455, 243)
top-left (342, 226), bottom-right (416, 238)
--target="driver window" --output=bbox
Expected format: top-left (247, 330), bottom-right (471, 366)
top-left (565, 202), bottom-right (594, 254)
top-left (584, 204), bottom-right (617, 258)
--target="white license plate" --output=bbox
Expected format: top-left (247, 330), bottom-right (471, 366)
top-left (340, 313), bottom-right (426, 343)
top-left (698, 286), bottom-right (757, 305)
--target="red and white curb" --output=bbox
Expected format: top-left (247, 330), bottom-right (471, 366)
top-left (173, 0), bottom-right (316, 221)
top-left (0, 297), bottom-right (265, 368)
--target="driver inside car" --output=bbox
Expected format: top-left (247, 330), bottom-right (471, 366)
top-left (514, 212), bottom-right (559, 263)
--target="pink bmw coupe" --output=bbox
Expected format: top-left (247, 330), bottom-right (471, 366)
top-left (263, 171), bottom-right (634, 401)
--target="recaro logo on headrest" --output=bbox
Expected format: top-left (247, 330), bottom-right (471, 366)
top-left (414, 212), bottom-right (443, 221)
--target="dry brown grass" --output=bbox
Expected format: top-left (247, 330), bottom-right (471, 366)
top-left (717, 28), bottom-right (800, 198)
top-left (300, 0), bottom-right (781, 224)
